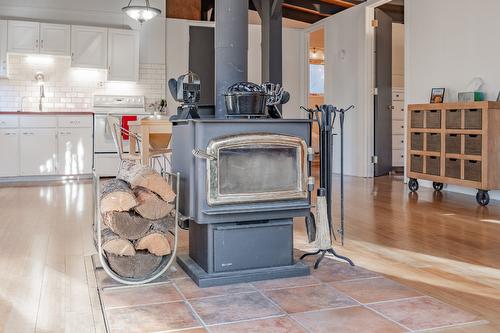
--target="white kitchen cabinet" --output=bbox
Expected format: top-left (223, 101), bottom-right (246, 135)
top-left (20, 128), bottom-right (57, 176)
top-left (57, 128), bottom-right (93, 175)
top-left (0, 130), bottom-right (19, 177)
top-left (7, 20), bottom-right (40, 54)
top-left (40, 23), bottom-right (70, 56)
top-left (107, 29), bottom-right (139, 81)
top-left (71, 25), bottom-right (108, 69)
top-left (0, 20), bottom-right (7, 78)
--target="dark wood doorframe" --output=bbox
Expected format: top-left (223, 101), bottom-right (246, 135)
top-left (373, 8), bottom-right (393, 177)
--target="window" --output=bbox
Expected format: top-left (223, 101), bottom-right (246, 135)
top-left (309, 64), bottom-right (324, 95)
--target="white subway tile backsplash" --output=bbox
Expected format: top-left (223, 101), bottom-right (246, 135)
top-left (0, 55), bottom-right (166, 112)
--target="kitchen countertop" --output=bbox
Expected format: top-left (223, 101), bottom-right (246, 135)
top-left (0, 111), bottom-right (94, 115)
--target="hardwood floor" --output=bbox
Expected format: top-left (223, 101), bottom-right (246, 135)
top-left (0, 175), bottom-right (499, 332)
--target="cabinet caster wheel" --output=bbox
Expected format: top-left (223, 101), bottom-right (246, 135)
top-left (433, 182), bottom-right (444, 191)
top-left (408, 178), bottom-right (419, 192)
top-left (476, 190), bottom-right (490, 206)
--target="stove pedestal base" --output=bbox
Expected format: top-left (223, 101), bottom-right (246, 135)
top-left (177, 253), bottom-right (310, 288)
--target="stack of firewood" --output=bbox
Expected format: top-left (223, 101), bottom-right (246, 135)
top-left (99, 161), bottom-right (176, 279)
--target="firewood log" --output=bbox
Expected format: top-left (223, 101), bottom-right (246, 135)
top-left (117, 161), bottom-right (176, 202)
top-left (101, 227), bottom-right (136, 256)
top-left (106, 250), bottom-right (162, 279)
top-left (135, 220), bottom-right (172, 256)
top-left (133, 187), bottom-right (174, 220)
top-left (100, 179), bottom-right (138, 213)
top-left (102, 211), bottom-right (153, 240)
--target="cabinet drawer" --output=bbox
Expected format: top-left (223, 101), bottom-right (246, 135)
top-left (0, 115), bottom-right (19, 128)
top-left (392, 120), bottom-right (405, 135)
top-left (20, 116), bottom-right (57, 128)
top-left (392, 90), bottom-right (404, 101)
top-left (392, 149), bottom-right (404, 167)
top-left (58, 115), bottom-right (92, 128)
top-left (392, 101), bottom-right (404, 120)
top-left (392, 135), bottom-right (404, 150)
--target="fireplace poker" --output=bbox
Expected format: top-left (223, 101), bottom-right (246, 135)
top-left (333, 105), bottom-right (354, 246)
top-left (299, 105), bottom-right (353, 268)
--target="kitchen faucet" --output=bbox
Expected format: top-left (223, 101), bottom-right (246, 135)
top-left (35, 72), bottom-right (45, 112)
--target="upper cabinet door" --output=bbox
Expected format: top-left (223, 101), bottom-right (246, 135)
top-left (108, 29), bottom-right (139, 82)
top-left (8, 20), bottom-right (40, 54)
top-left (0, 20), bottom-right (7, 78)
top-left (40, 23), bottom-right (70, 56)
top-left (71, 25), bottom-right (107, 69)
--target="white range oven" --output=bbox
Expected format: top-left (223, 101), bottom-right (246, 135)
top-left (93, 95), bottom-right (151, 177)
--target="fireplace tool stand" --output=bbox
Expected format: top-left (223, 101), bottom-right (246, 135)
top-left (300, 105), bottom-right (354, 269)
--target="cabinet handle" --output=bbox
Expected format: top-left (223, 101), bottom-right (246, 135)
top-left (35, 39), bottom-right (39, 49)
top-left (70, 120), bottom-right (81, 124)
top-left (41, 40), bottom-right (44, 49)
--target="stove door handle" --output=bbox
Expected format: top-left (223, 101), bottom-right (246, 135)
top-left (192, 149), bottom-right (217, 161)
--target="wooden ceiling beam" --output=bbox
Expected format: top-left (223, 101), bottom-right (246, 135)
top-left (317, 0), bottom-right (355, 8)
top-left (282, 3), bottom-right (330, 17)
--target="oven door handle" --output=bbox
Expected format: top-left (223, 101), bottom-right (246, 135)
top-left (192, 149), bottom-right (217, 161)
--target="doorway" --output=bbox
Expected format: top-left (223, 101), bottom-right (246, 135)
top-left (373, 0), bottom-right (405, 176)
top-left (307, 27), bottom-right (325, 163)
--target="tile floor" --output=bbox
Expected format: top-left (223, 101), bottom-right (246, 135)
top-left (93, 252), bottom-right (486, 333)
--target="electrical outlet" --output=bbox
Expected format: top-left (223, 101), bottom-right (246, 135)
top-left (97, 81), bottom-right (105, 88)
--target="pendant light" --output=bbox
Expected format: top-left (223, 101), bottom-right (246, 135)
top-left (122, 0), bottom-right (161, 24)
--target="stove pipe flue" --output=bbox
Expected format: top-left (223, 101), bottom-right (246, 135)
top-left (215, 0), bottom-right (249, 118)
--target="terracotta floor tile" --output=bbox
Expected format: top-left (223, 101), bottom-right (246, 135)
top-left (310, 261), bottom-right (379, 282)
top-left (174, 278), bottom-right (255, 299)
top-left (106, 301), bottom-right (200, 333)
top-left (209, 316), bottom-right (307, 333)
top-left (169, 328), bottom-right (208, 333)
top-left (95, 269), bottom-right (170, 289)
top-left (101, 283), bottom-right (183, 308)
top-left (331, 277), bottom-right (421, 304)
top-left (251, 275), bottom-right (321, 291)
top-left (292, 306), bottom-right (407, 333)
top-left (166, 264), bottom-right (189, 280)
top-left (189, 292), bottom-right (283, 325)
top-left (369, 296), bottom-right (480, 331)
top-left (263, 284), bottom-right (357, 314)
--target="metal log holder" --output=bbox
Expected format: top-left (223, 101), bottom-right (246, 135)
top-left (92, 170), bottom-right (181, 285)
top-left (300, 105), bottom-right (354, 269)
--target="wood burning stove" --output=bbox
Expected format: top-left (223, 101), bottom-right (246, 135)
top-left (172, 119), bottom-right (312, 287)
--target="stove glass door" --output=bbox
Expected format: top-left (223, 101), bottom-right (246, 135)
top-left (206, 134), bottom-right (308, 206)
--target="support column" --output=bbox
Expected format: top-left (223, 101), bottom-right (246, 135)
top-left (215, 0), bottom-right (249, 118)
top-left (254, 0), bottom-right (283, 84)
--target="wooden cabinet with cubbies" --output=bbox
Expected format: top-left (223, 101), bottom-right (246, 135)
top-left (407, 102), bottom-right (500, 206)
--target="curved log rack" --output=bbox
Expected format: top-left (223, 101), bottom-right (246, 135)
top-left (92, 171), bottom-right (180, 285)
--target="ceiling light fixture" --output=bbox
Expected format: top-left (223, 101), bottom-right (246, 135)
top-left (122, 0), bottom-right (161, 24)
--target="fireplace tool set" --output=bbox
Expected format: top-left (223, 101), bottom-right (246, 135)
top-left (300, 104), bottom-right (355, 269)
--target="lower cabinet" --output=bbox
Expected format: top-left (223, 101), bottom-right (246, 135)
top-left (20, 128), bottom-right (58, 176)
top-left (0, 129), bottom-right (19, 177)
top-left (0, 115), bottom-right (93, 177)
top-left (57, 127), bottom-right (93, 175)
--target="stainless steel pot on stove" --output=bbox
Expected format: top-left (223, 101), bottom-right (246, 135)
top-left (224, 82), bottom-right (268, 116)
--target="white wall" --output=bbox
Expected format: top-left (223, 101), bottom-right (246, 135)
top-left (165, 18), bottom-right (303, 118)
top-left (406, 0), bottom-right (500, 199)
top-left (0, 0), bottom-right (165, 64)
top-left (323, 5), bottom-right (372, 177)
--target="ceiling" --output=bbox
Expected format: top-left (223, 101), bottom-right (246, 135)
top-left (200, 0), bottom-right (404, 24)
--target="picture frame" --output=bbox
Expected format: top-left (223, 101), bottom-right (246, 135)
top-left (430, 88), bottom-right (445, 104)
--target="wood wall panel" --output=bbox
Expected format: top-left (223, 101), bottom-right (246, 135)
top-left (166, 0), bottom-right (202, 20)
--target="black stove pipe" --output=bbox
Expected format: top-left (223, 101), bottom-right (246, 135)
top-left (215, 0), bottom-right (249, 118)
